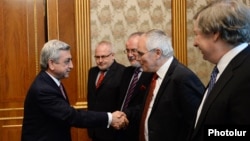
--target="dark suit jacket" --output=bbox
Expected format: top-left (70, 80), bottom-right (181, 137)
top-left (189, 45), bottom-right (250, 141)
top-left (143, 58), bottom-right (205, 141)
top-left (117, 66), bottom-right (153, 141)
top-left (21, 71), bottom-right (108, 141)
top-left (87, 60), bottom-right (125, 141)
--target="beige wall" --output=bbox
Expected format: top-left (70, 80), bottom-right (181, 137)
top-left (90, 0), bottom-right (172, 66)
top-left (90, 0), bottom-right (250, 85)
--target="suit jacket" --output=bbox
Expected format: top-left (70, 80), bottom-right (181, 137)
top-left (189, 45), bottom-right (250, 141)
top-left (117, 66), bottom-right (154, 141)
top-left (143, 58), bottom-right (205, 141)
top-left (21, 71), bottom-right (108, 141)
top-left (87, 60), bottom-right (125, 141)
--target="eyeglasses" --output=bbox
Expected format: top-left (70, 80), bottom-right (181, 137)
top-left (123, 49), bottom-right (138, 54)
top-left (94, 53), bottom-right (112, 59)
top-left (137, 49), bottom-right (156, 57)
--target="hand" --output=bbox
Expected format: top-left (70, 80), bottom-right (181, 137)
top-left (111, 111), bottom-right (129, 130)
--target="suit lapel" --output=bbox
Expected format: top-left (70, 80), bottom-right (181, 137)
top-left (96, 60), bottom-right (119, 89)
top-left (89, 68), bottom-right (99, 92)
top-left (151, 58), bottom-right (178, 113)
top-left (194, 69), bottom-right (233, 131)
top-left (41, 71), bottom-right (70, 103)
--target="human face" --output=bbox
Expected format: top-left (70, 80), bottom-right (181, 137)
top-left (95, 44), bottom-right (114, 70)
top-left (48, 50), bottom-right (73, 80)
top-left (137, 35), bottom-right (158, 72)
top-left (124, 36), bottom-right (141, 67)
top-left (193, 18), bottom-right (218, 63)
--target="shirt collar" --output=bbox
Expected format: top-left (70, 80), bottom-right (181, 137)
top-left (46, 71), bottom-right (61, 86)
top-left (156, 56), bottom-right (174, 79)
top-left (217, 43), bottom-right (248, 74)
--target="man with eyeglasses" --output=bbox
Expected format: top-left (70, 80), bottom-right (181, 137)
top-left (117, 32), bottom-right (154, 141)
top-left (137, 29), bottom-right (205, 141)
top-left (87, 40), bottom-right (126, 141)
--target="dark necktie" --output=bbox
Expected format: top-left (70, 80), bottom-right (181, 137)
top-left (194, 66), bottom-right (219, 127)
top-left (206, 66), bottom-right (219, 96)
top-left (96, 71), bottom-right (105, 88)
top-left (122, 67), bottom-right (141, 110)
top-left (59, 83), bottom-right (66, 99)
top-left (139, 73), bottom-right (158, 141)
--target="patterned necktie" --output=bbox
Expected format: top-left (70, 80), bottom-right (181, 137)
top-left (59, 83), bottom-right (66, 99)
top-left (206, 66), bottom-right (219, 96)
top-left (139, 73), bottom-right (158, 141)
top-left (96, 71), bottom-right (105, 88)
top-left (122, 67), bottom-right (141, 110)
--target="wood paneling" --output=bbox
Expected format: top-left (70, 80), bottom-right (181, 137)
top-left (0, 0), bottom-right (45, 140)
top-left (47, 0), bottom-right (78, 105)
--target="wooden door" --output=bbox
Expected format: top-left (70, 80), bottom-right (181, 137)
top-left (0, 0), bottom-right (45, 140)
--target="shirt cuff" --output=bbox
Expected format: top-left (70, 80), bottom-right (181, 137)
top-left (107, 112), bottom-right (112, 128)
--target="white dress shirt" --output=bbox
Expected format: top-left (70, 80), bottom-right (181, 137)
top-left (144, 56), bottom-right (174, 141)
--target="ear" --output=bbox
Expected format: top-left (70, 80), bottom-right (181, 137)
top-left (213, 32), bottom-right (220, 42)
top-left (48, 59), bottom-right (55, 70)
top-left (154, 48), bottom-right (162, 58)
top-left (111, 53), bottom-right (115, 59)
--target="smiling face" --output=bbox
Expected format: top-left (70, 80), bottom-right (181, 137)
top-left (137, 34), bottom-right (158, 72)
top-left (125, 35), bottom-right (141, 67)
top-left (193, 18), bottom-right (218, 64)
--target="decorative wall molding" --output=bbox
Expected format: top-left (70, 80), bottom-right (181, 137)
top-left (172, 0), bottom-right (187, 65)
top-left (75, 0), bottom-right (91, 108)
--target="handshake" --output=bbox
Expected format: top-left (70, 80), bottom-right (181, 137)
top-left (111, 111), bottom-right (129, 130)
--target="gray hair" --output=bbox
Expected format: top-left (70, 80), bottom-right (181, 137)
top-left (40, 39), bottom-right (70, 70)
top-left (194, 0), bottom-right (250, 46)
top-left (145, 29), bottom-right (174, 58)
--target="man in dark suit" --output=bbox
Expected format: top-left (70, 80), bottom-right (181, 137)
top-left (21, 40), bottom-right (128, 141)
top-left (137, 29), bottom-right (205, 141)
top-left (87, 41), bottom-right (126, 141)
top-left (189, 0), bottom-right (250, 141)
top-left (117, 32), bottom-right (153, 141)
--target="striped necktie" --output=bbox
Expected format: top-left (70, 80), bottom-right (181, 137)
top-left (122, 67), bottom-right (141, 110)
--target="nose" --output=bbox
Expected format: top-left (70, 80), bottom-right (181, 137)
top-left (127, 51), bottom-right (134, 57)
top-left (193, 40), bottom-right (198, 47)
top-left (69, 61), bottom-right (73, 69)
